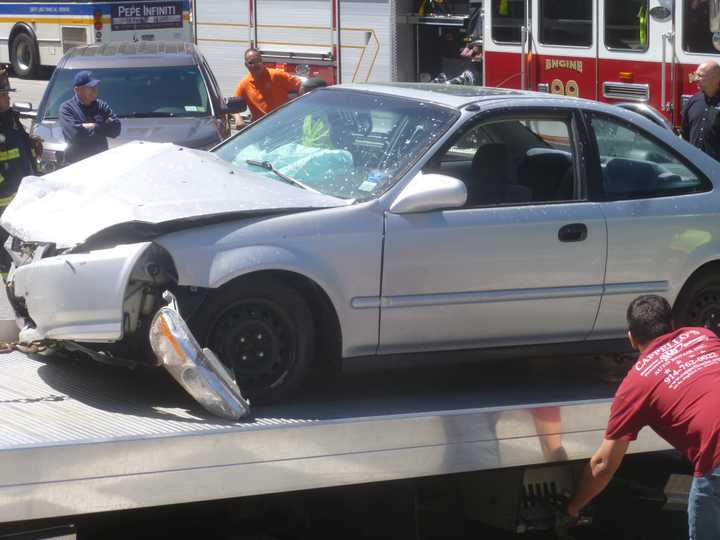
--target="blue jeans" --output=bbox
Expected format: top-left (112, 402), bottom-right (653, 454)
top-left (688, 465), bottom-right (720, 540)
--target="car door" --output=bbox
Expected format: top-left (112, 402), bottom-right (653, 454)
top-left (379, 109), bottom-right (607, 354)
top-left (584, 111), bottom-right (714, 340)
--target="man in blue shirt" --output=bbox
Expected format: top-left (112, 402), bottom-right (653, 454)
top-left (59, 71), bottom-right (121, 164)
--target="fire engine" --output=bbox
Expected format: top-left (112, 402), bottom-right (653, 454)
top-left (484, 0), bottom-right (717, 126)
top-left (192, 0), bottom-right (713, 126)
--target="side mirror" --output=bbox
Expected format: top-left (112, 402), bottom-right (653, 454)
top-left (390, 172), bottom-right (467, 214)
top-left (13, 101), bottom-right (36, 119)
top-left (221, 96), bottom-right (246, 115)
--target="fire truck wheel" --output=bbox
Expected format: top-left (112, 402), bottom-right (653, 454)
top-left (674, 268), bottom-right (720, 336)
top-left (190, 276), bottom-right (316, 404)
top-left (10, 32), bottom-right (38, 79)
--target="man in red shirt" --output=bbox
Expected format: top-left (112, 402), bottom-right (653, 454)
top-left (565, 295), bottom-right (720, 539)
top-left (233, 49), bottom-right (301, 126)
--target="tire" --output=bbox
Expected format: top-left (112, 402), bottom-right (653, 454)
top-left (10, 32), bottom-right (38, 79)
top-left (190, 277), bottom-right (315, 404)
top-left (673, 269), bottom-right (720, 334)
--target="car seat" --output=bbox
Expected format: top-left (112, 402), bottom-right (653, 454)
top-left (469, 143), bottom-right (532, 205)
top-left (603, 157), bottom-right (659, 197)
top-left (518, 149), bottom-right (574, 202)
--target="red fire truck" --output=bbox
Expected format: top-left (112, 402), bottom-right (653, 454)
top-left (484, 0), bottom-right (718, 126)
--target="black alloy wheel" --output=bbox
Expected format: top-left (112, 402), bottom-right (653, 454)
top-left (192, 278), bottom-right (315, 403)
top-left (674, 271), bottom-right (720, 336)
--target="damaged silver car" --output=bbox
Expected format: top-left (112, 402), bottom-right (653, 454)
top-left (5, 84), bottom-right (720, 403)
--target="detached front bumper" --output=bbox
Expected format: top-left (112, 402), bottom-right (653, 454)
top-left (7, 242), bottom-right (153, 343)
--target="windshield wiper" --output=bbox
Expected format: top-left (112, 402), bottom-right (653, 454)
top-left (120, 112), bottom-right (178, 118)
top-left (245, 160), bottom-right (319, 193)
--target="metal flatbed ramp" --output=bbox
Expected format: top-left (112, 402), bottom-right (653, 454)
top-left (0, 352), bottom-right (672, 523)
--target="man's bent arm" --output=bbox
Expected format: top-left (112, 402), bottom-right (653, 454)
top-left (280, 71), bottom-right (302, 93)
top-left (59, 103), bottom-right (89, 142)
top-left (567, 438), bottom-right (629, 517)
top-left (94, 102), bottom-right (121, 138)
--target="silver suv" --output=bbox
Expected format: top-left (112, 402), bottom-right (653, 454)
top-left (16, 41), bottom-right (245, 172)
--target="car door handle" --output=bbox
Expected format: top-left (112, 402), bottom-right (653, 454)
top-left (558, 223), bottom-right (588, 242)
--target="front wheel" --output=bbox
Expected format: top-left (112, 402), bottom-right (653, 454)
top-left (673, 271), bottom-right (720, 334)
top-left (191, 278), bottom-right (315, 404)
top-left (10, 32), bottom-right (38, 78)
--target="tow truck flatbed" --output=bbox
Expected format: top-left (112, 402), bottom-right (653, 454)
top-left (0, 351), bottom-right (672, 523)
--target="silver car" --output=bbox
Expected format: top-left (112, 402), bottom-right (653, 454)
top-left (16, 41), bottom-right (244, 172)
top-left (4, 84), bottom-right (720, 402)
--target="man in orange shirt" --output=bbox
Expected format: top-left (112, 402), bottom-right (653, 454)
top-left (234, 49), bottom-right (302, 126)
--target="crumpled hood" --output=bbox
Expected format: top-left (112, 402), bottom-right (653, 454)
top-left (2, 141), bottom-right (347, 248)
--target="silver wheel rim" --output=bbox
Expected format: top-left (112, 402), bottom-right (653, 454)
top-left (16, 39), bottom-right (32, 72)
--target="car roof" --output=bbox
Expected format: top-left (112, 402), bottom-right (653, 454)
top-left (335, 82), bottom-right (586, 110)
top-left (59, 41), bottom-right (201, 69)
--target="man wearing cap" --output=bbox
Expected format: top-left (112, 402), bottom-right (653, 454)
top-left (0, 69), bottom-right (42, 271)
top-left (59, 70), bottom-right (121, 164)
top-left (233, 48), bottom-right (301, 127)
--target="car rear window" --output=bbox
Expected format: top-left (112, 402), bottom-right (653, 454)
top-left (42, 65), bottom-right (211, 119)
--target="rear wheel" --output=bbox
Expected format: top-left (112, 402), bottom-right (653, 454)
top-left (10, 32), bottom-right (38, 78)
top-left (191, 277), bottom-right (315, 403)
top-left (674, 270), bottom-right (720, 334)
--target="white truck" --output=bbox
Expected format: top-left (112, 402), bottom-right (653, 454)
top-left (192, 0), bottom-right (483, 96)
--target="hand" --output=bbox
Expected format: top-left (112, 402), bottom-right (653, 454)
top-left (82, 123), bottom-right (96, 130)
top-left (549, 494), bottom-right (579, 540)
top-left (566, 501), bottom-right (580, 518)
top-left (555, 512), bottom-right (578, 540)
top-left (29, 135), bottom-right (43, 157)
top-left (233, 113), bottom-right (248, 129)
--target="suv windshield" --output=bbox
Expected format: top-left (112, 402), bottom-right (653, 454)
top-left (43, 66), bottom-right (211, 120)
top-left (213, 89), bottom-right (458, 200)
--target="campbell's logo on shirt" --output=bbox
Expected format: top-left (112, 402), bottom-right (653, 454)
top-left (634, 328), bottom-right (720, 390)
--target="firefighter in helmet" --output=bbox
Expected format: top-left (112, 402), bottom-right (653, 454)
top-left (0, 69), bottom-right (42, 271)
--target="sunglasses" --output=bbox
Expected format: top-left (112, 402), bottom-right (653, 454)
top-left (245, 59), bottom-right (263, 66)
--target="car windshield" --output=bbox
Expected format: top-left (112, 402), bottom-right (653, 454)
top-left (213, 89), bottom-right (458, 200)
top-left (43, 66), bottom-right (211, 120)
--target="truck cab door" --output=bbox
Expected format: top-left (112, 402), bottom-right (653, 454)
top-left (484, 0), bottom-right (531, 89)
top-left (531, 0), bottom-right (597, 100)
top-left (676, 0), bottom-right (720, 126)
top-left (598, 1), bottom-right (674, 123)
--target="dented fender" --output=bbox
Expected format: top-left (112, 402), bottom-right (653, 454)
top-left (158, 241), bottom-right (345, 308)
top-left (12, 242), bottom-right (152, 342)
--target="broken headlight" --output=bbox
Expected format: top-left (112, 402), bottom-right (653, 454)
top-left (149, 291), bottom-right (250, 420)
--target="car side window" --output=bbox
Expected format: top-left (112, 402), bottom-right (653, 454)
top-left (589, 114), bottom-right (710, 200)
top-left (425, 115), bottom-right (579, 207)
